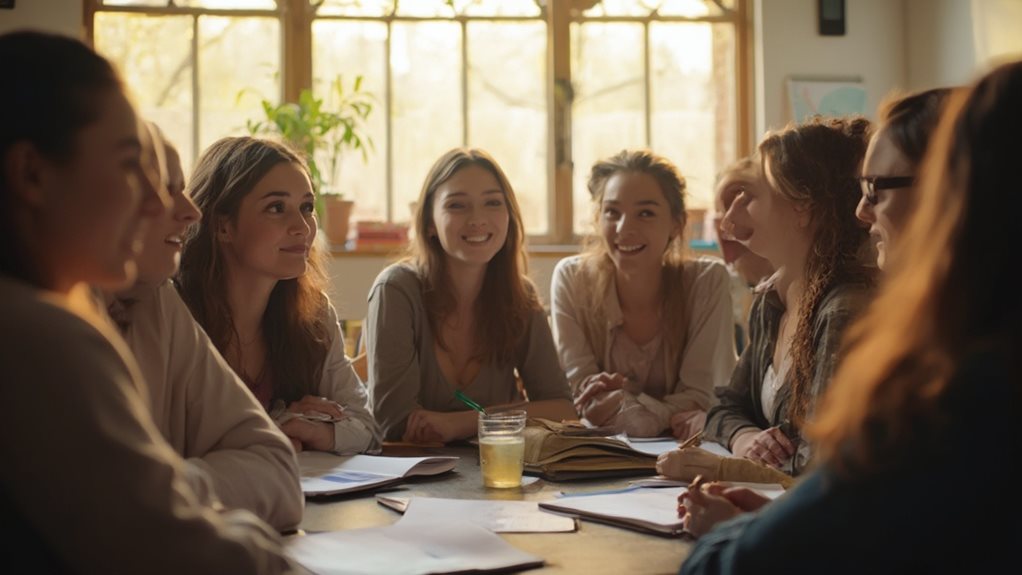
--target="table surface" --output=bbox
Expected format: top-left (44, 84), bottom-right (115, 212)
top-left (299, 444), bottom-right (692, 575)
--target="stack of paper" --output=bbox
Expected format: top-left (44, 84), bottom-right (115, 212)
top-left (287, 521), bottom-right (543, 575)
top-left (298, 453), bottom-right (458, 496)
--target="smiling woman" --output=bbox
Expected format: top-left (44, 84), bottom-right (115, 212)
top-left (550, 149), bottom-right (737, 440)
top-left (365, 148), bottom-right (576, 443)
top-left (177, 136), bottom-right (382, 456)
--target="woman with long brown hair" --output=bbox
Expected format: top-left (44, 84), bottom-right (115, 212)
top-left (365, 148), bottom-right (575, 442)
top-left (679, 60), bottom-right (1022, 575)
top-left (551, 149), bottom-right (737, 439)
top-left (178, 136), bottom-right (380, 454)
top-left (662, 116), bottom-right (876, 479)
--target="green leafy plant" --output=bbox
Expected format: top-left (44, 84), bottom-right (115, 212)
top-left (245, 76), bottom-right (375, 197)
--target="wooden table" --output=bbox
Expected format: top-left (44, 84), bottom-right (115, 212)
top-left (299, 444), bottom-right (691, 575)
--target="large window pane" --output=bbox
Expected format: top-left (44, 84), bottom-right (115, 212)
top-left (467, 22), bottom-right (548, 235)
top-left (571, 22), bottom-right (645, 235)
top-left (583, 0), bottom-right (724, 17)
top-left (391, 22), bottom-right (463, 222)
top-left (313, 20), bottom-right (389, 222)
top-left (198, 16), bottom-right (280, 156)
top-left (462, 0), bottom-right (542, 17)
top-left (173, 0), bottom-right (277, 8)
top-left (94, 13), bottom-right (196, 173)
top-left (650, 21), bottom-right (734, 210)
top-left (317, 0), bottom-right (395, 17)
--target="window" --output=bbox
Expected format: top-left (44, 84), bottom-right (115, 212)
top-left (87, 0), bottom-right (747, 245)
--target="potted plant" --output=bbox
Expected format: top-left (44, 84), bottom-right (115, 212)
top-left (245, 76), bottom-right (375, 247)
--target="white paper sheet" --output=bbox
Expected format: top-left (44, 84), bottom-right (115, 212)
top-left (539, 487), bottom-right (687, 535)
top-left (380, 496), bottom-right (576, 533)
top-left (618, 436), bottom-right (734, 458)
top-left (287, 521), bottom-right (543, 575)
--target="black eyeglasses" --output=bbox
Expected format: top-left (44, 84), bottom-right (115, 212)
top-left (858, 176), bottom-right (915, 206)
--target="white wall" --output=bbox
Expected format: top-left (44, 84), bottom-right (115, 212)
top-left (905, 0), bottom-right (977, 90)
top-left (0, 0), bottom-right (81, 37)
top-left (754, 0), bottom-right (908, 134)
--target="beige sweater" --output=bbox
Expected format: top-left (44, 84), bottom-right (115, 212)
top-left (118, 281), bottom-right (303, 531)
top-left (550, 255), bottom-right (738, 432)
top-left (0, 276), bottom-right (302, 574)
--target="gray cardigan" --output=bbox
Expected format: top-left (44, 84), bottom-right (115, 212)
top-left (704, 280), bottom-right (873, 475)
top-left (365, 264), bottom-right (572, 441)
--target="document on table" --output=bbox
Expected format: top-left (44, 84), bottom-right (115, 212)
top-left (628, 478), bottom-right (787, 500)
top-left (540, 482), bottom-right (786, 537)
top-left (619, 435), bottom-right (733, 457)
top-left (299, 452), bottom-right (458, 496)
top-left (287, 521), bottom-right (544, 575)
top-left (376, 495), bottom-right (577, 533)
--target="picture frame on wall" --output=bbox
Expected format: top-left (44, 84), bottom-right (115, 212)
top-left (786, 76), bottom-right (867, 122)
top-left (1, 0), bottom-right (15, 9)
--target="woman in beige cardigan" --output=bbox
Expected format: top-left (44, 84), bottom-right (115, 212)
top-left (551, 150), bottom-right (737, 439)
top-left (108, 124), bottom-right (303, 531)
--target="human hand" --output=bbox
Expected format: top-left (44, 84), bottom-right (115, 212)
top-left (286, 395), bottom-right (345, 420)
top-left (402, 409), bottom-right (465, 444)
top-left (279, 418), bottom-right (335, 452)
top-left (670, 410), bottom-right (707, 440)
top-left (677, 480), bottom-right (743, 538)
top-left (574, 372), bottom-right (630, 408)
top-left (731, 426), bottom-right (794, 468)
top-left (580, 389), bottom-right (624, 427)
top-left (656, 447), bottom-right (721, 481)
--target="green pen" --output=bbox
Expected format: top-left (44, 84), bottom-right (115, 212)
top-left (454, 390), bottom-right (486, 414)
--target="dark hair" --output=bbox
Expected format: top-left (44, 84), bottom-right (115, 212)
top-left (813, 61), bottom-right (1022, 472)
top-left (758, 116), bottom-right (877, 427)
top-left (177, 136), bottom-right (330, 403)
top-left (406, 148), bottom-right (539, 365)
top-left (0, 30), bottom-right (122, 281)
top-left (878, 87), bottom-right (954, 166)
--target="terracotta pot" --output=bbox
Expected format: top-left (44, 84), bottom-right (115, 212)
top-left (323, 197), bottom-right (354, 248)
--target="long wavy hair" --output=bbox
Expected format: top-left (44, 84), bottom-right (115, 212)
top-left (405, 148), bottom-right (539, 365)
top-left (177, 136), bottom-right (330, 403)
top-left (578, 149), bottom-right (690, 353)
top-left (812, 61), bottom-right (1022, 473)
top-left (759, 116), bottom-right (876, 427)
top-left (1, 31), bottom-right (122, 284)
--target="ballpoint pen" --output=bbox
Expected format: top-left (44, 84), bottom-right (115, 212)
top-left (678, 430), bottom-right (703, 450)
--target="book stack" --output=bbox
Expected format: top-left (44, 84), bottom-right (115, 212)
top-left (355, 221), bottom-right (408, 252)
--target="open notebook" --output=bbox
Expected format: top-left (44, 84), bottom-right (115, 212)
top-left (538, 484), bottom-right (785, 537)
top-left (299, 452), bottom-right (459, 496)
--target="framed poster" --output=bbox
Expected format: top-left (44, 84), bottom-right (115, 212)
top-left (786, 76), bottom-right (867, 122)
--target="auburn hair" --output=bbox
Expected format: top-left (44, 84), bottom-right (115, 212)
top-left (177, 136), bottom-right (331, 403)
top-left (758, 116), bottom-right (876, 427)
top-left (811, 62), bottom-right (1022, 473)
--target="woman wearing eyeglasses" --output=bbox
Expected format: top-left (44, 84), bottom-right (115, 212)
top-left (856, 88), bottom-right (953, 270)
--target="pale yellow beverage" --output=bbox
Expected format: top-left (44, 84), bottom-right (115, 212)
top-left (479, 435), bottom-right (525, 488)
